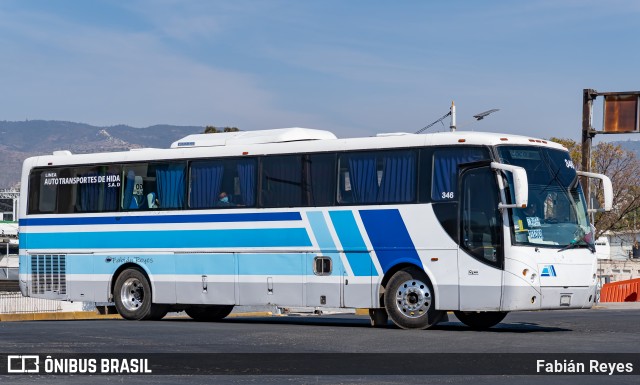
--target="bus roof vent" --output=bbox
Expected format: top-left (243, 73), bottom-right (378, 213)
top-left (52, 150), bottom-right (72, 156)
top-left (170, 127), bottom-right (337, 148)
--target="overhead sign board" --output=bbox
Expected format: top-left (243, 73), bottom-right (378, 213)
top-left (602, 94), bottom-right (639, 133)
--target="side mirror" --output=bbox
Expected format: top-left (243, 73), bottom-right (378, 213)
top-left (577, 171), bottom-right (613, 212)
top-left (491, 162), bottom-right (528, 209)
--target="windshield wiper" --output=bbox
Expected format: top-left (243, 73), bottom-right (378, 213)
top-left (557, 241), bottom-right (581, 253)
top-left (557, 237), bottom-right (596, 253)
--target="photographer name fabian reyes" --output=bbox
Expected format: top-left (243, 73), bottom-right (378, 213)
top-left (536, 359), bottom-right (634, 375)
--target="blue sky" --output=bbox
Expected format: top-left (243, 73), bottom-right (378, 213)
top-left (1, 1), bottom-right (638, 140)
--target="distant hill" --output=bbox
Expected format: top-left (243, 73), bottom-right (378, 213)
top-left (0, 120), bottom-right (204, 188)
top-left (613, 140), bottom-right (640, 158)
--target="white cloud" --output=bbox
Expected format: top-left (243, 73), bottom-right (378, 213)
top-left (0, 0), bottom-right (638, 141)
top-left (0, 5), bottom-right (321, 130)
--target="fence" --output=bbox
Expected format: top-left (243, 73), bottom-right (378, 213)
top-left (599, 278), bottom-right (640, 302)
top-left (0, 281), bottom-right (64, 314)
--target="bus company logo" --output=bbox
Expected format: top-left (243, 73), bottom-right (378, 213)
top-left (541, 265), bottom-right (557, 277)
top-left (7, 355), bottom-right (40, 373)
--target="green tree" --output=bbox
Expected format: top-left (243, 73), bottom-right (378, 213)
top-left (203, 126), bottom-right (240, 134)
top-left (549, 137), bottom-right (640, 237)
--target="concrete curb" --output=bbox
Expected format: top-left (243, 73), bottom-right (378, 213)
top-left (227, 311), bottom-right (274, 318)
top-left (0, 311), bottom-right (122, 322)
top-left (0, 310), bottom-right (278, 322)
top-left (593, 302), bottom-right (640, 310)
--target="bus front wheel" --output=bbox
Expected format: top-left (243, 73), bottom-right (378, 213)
top-left (454, 311), bottom-right (508, 329)
top-left (384, 267), bottom-right (443, 329)
top-left (186, 305), bottom-right (235, 321)
top-left (114, 268), bottom-right (167, 320)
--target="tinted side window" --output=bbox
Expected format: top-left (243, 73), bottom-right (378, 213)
top-left (418, 148), bottom-right (433, 203)
top-left (189, 158), bottom-right (257, 209)
top-left (338, 150), bottom-right (417, 205)
top-left (261, 155), bottom-right (303, 207)
top-left (28, 166), bottom-right (122, 214)
top-left (259, 154), bottom-right (335, 208)
top-left (432, 147), bottom-right (490, 202)
top-left (122, 162), bottom-right (187, 210)
top-left (303, 153), bottom-right (336, 207)
top-left (28, 169), bottom-right (59, 214)
top-left (70, 165), bottom-right (121, 213)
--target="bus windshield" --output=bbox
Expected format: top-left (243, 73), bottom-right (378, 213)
top-left (497, 146), bottom-right (595, 251)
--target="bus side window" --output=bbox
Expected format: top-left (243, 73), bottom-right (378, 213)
top-left (122, 162), bottom-right (187, 210)
top-left (431, 147), bottom-right (490, 202)
top-left (28, 170), bottom-right (58, 214)
top-left (122, 170), bottom-right (143, 210)
top-left (153, 162), bottom-right (186, 209)
top-left (303, 153), bottom-right (335, 207)
top-left (189, 158), bottom-right (256, 209)
top-left (73, 165), bottom-right (121, 213)
top-left (337, 150), bottom-right (417, 205)
top-left (261, 155), bottom-right (303, 207)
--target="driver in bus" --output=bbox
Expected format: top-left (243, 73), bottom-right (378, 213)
top-left (514, 199), bottom-right (543, 242)
top-left (521, 200), bottom-right (541, 228)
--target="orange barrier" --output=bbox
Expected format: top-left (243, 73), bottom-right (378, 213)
top-left (600, 278), bottom-right (640, 302)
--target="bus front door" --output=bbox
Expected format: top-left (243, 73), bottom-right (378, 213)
top-left (458, 165), bottom-right (504, 311)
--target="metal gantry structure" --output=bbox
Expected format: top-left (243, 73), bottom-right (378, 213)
top-left (0, 189), bottom-right (19, 222)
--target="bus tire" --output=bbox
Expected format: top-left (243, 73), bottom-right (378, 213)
top-left (454, 311), bottom-right (508, 329)
top-left (368, 308), bottom-right (388, 327)
top-left (113, 268), bottom-right (162, 320)
top-left (186, 305), bottom-right (235, 321)
top-left (145, 304), bottom-right (169, 321)
top-left (384, 267), bottom-right (443, 329)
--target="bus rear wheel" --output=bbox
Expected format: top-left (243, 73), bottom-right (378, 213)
top-left (454, 311), bottom-right (508, 329)
top-left (384, 267), bottom-right (443, 329)
top-left (114, 268), bottom-right (167, 320)
top-left (186, 305), bottom-right (235, 321)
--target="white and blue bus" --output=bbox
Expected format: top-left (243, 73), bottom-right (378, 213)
top-left (18, 128), bottom-right (612, 329)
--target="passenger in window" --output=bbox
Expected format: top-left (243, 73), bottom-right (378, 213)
top-left (216, 192), bottom-right (233, 207)
top-left (147, 192), bottom-right (159, 209)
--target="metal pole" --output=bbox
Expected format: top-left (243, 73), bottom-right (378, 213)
top-left (449, 101), bottom-right (456, 132)
top-left (581, 89), bottom-right (597, 205)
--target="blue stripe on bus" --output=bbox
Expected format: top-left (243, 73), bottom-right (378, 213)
top-left (21, 228), bottom-right (312, 250)
top-left (175, 254), bottom-right (235, 276)
top-left (328, 211), bottom-right (373, 277)
top-left (65, 253), bottom-right (308, 276)
top-left (359, 209), bottom-right (423, 273)
top-left (306, 211), bottom-right (344, 274)
top-left (19, 212), bottom-right (302, 227)
top-left (238, 253), bottom-right (303, 276)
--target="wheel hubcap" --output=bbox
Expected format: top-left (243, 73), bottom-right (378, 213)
top-left (120, 277), bottom-right (145, 312)
top-left (395, 279), bottom-right (431, 318)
